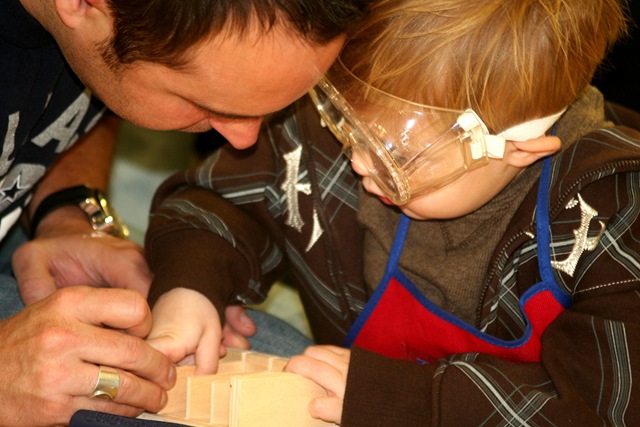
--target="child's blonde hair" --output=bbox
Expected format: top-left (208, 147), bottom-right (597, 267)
top-left (340, 0), bottom-right (629, 132)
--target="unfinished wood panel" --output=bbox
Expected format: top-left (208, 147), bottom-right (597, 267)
top-left (229, 372), bottom-right (332, 427)
top-left (186, 374), bottom-right (215, 422)
top-left (160, 364), bottom-right (196, 416)
top-left (145, 349), bottom-right (336, 427)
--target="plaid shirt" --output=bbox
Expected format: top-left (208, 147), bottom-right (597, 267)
top-left (147, 93), bottom-right (640, 425)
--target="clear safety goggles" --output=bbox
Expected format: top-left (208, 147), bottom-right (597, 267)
top-left (309, 58), bottom-right (565, 205)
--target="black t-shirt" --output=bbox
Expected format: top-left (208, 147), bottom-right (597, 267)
top-left (0, 0), bottom-right (104, 239)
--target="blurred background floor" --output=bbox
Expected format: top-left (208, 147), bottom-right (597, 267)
top-left (109, 121), bottom-right (311, 339)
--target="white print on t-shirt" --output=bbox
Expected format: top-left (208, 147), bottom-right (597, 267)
top-left (0, 88), bottom-right (100, 238)
top-left (30, 88), bottom-right (95, 153)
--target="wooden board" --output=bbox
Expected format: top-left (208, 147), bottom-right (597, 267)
top-left (139, 349), bottom-right (336, 427)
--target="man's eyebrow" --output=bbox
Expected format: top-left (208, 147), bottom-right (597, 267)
top-left (196, 103), bottom-right (264, 120)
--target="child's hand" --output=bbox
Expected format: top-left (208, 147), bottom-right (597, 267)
top-left (221, 305), bottom-right (257, 351)
top-left (285, 345), bottom-right (351, 425)
top-left (146, 288), bottom-right (222, 374)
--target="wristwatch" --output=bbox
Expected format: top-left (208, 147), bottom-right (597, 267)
top-left (30, 185), bottom-right (129, 239)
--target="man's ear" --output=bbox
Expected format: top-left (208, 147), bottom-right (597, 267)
top-left (503, 135), bottom-right (562, 168)
top-left (54, 0), bottom-right (109, 29)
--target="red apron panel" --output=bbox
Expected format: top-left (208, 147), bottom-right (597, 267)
top-left (351, 277), bottom-right (566, 363)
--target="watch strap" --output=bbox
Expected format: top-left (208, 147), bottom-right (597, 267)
top-left (30, 185), bottom-right (124, 238)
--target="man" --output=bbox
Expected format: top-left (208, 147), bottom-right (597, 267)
top-left (0, 0), bottom-right (367, 424)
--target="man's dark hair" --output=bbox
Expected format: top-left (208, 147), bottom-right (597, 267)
top-left (102, 0), bottom-right (370, 69)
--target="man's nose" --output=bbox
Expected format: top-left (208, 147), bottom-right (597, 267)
top-left (209, 117), bottom-right (263, 149)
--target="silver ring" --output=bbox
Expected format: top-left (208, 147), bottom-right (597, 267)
top-left (89, 366), bottom-right (120, 400)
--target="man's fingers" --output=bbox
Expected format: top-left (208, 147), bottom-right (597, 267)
top-left (63, 365), bottom-right (159, 419)
top-left (54, 287), bottom-right (152, 337)
top-left (13, 242), bottom-right (58, 304)
top-left (13, 235), bottom-right (152, 302)
top-left (93, 241), bottom-right (152, 298)
top-left (80, 364), bottom-right (168, 414)
top-left (19, 279), bottom-right (56, 305)
top-left (33, 287), bottom-right (175, 391)
top-left (77, 325), bottom-right (176, 391)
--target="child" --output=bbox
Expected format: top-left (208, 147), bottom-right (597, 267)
top-left (145, 0), bottom-right (640, 424)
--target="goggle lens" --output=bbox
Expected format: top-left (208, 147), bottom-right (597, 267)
top-left (308, 69), bottom-right (490, 205)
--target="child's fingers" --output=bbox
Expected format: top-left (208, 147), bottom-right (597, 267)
top-left (194, 328), bottom-right (220, 375)
top-left (305, 344), bottom-right (350, 358)
top-left (224, 305), bottom-right (257, 336)
top-left (221, 323), bottom-right (251, 350)
top-left (300, 345), bottom-right (351, 379)
top-left (177, 354), bottom-right (196, 366)
top-left (146, 335), bottom-right (189, 365)
top-left (285, 356), bottom-right (346, 423)
top-left (286, 353), bottom-right (348, 397)
top-left (308, 396), bottom-right (343, 424)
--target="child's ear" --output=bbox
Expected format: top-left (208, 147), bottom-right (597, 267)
top-left (503, 135), bottom-right (562, 168)
top-left (54, 0), bottom-right (109, 29)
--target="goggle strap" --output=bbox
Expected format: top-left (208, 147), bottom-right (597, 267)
top-left (485, 135), bottom-right (506, 159)
top-left (498, 109), bottom-right (567, 142)
top-left (485, 108), bottom-right (567, 159)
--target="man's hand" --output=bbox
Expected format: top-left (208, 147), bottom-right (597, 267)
top-left (285, 345), bottom-right (351, 425)
top-left (0, 286), bottom-right (175, 426)
top-left (13, 230), bottom-right (151, 304)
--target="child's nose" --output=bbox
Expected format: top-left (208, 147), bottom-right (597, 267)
top-left (349, 151), bottom-right (369, 177)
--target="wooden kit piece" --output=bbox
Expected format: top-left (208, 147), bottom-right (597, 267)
top-left (139, 349), bottom-right (336, 427)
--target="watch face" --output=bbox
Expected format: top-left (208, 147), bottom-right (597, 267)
top-left (81, 193), bottom-right (129, 239)
top-left (103, 208), bottom-right (130, 239)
